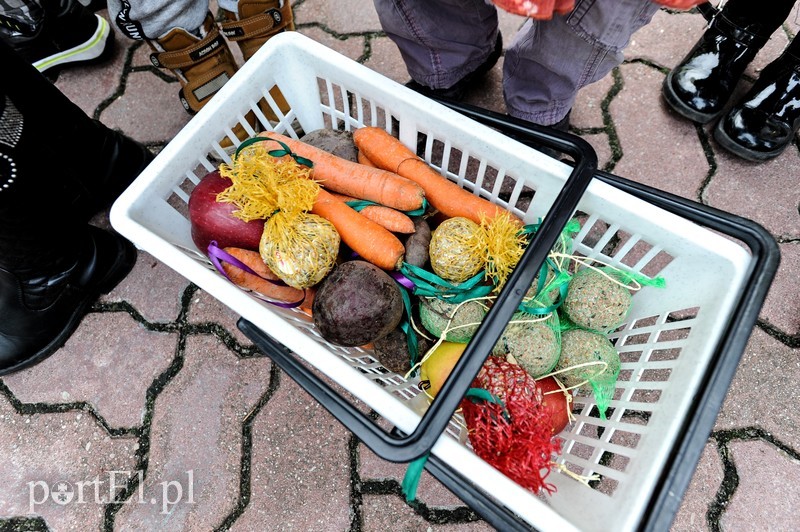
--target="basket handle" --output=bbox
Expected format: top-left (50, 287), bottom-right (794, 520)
top-left (238, 109), bottom-right (598, 463)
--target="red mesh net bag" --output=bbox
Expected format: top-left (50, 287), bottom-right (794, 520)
top-left (460, 356), bottom-right (561, 494)
top-left (491, 0), bottom-right (575, 20)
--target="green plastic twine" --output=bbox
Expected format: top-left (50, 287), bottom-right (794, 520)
top-left (397, 284), bottom-right (421, 372)
top-left (401, 387), bottom-right (508, 502)
top-left (399, 262), bottom-right (493, 304)
top-left (401, 453), bottom-right (429, 502)
top-left (234, 136), bottom-right (315, 168)
top-left (344, 198), bottom-right (429, 217)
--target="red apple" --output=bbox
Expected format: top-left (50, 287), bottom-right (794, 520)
top-left (188, 170), bottom-right (265, 254)
top-left (537, 376), bottom-right (573, 435)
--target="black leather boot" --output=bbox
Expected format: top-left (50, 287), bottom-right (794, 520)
top-left (662, 11), bottom-right (776, 124)
top-left (714, 49), bottom-right (800, 161)
top-left (0, 225), bottom-right (137, 375)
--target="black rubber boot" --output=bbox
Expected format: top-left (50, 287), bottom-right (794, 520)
top-left (662, 7), bottom-right (780, 124)
top-left (0, 226), bottom-right (137, 375)
top-left (714, 48), bottom-right (800, 161)
top-left (0, 39), bottom-right (151, 375)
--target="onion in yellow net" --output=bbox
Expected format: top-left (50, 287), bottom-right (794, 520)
top-left (429, 217), bottom-right (486, 283)
top-left (260, 211), bottom-right (340, 289)
top-left (216, 142), bottom-right (340, 289)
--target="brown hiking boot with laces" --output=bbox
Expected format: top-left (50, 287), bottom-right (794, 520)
top-left (147, 12), bottom-right (254, 145)
top-left (219, 0), bottom-right (294, 121)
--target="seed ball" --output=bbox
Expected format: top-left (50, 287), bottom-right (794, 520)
top-left (492, 312), bottom-right (561, 378)
top-left (524, 267), bottom-right (560, 306)
top-left (562, 268), bottom-right (632, 331)
top-left (419, 296), bottom-right (487, 343)
top-left (555, 329), bottom-right (620, 391)
top-left (429, 217), bottom-right (484, 283)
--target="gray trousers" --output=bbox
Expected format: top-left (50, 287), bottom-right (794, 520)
top-left (0, 0), bottom-right (237, 39)
top-left (105, 0), bottom-right (238, 40)
top-left (373, 0), bottom-right (661, 125)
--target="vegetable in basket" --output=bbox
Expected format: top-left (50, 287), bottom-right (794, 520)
top-left (312, 260), bottom-right (405, 347)
top-left (257, 132), bottom-right (426, 212)
top-left (216, 141), bottom-right (340, 288)
top-left (188, 170), bottom-right (265, 253)
top-left (352, 126), bottom-right (517, 226)
top-left (460, 356), bottom-right (561, 495)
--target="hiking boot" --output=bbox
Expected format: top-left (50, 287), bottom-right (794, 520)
top-left (714, 49), bottom-right (800, 161)
top-left (219, 0), bottom-right (295, 122)
top-left (148, 12), bottom-right (239, 116)
top-left (405, 32), bottom-right (503, 102)
top-left (0, 0), bottom-right (114, 75)
top-left (0, 225), bottom-right (137, 376)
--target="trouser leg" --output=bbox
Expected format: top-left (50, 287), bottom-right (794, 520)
top-left (106, 0), bottom-right (207, 39)
top-left (503, 0), bottom-right (660, 125)
top-left (372, 0), bottom-right (499, 90)
top-left (0, 39), bottom-right (150, 274)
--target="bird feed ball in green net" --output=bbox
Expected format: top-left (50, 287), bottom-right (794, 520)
top-left (428, 217), bottom-right (485, 283)
top-left (555, 328), bottom-right (620, 390)
top-left (419, 296), bottom-right (487, 343)
top-left (562, 267), bottom-right (632, 333)
top-left (492, 312), bottom-right (561, 378)
top-left (554, 328), bottom-right (620, 417)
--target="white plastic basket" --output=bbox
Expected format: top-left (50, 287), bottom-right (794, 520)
top-left (111, 32), bottom-right (777, 532)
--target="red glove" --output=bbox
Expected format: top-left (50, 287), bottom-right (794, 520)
top-left (492, 0), bottom-right (575, 20)
top-left (653, 0), bottom-right (708, 8)
top-left (492, 0), bottom-right (709, 19)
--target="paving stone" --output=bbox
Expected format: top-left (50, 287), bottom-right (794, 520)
top-left (715, 329), bottom-right (800, 451)
top-left (358, 442), bottom-right (471, 509)
top-left (113, 334), bottom-right (271, 530)
top-left (186, 289), bottom-right (254, 347)
top-left (704, 149), bottom-right (800, 240)
top-left (671, 443), bottom-right (723, 532)
top-left (53, 11), bottom-right (128, 118)
top-left (228, 374), bottom-right (351, 531)
top-left (101, 69), bottom-right (191, 145)
top-left (2, 312), bottom-right (177, 430)
top-left (361, 493), bottom-right (493, 532)
top-left (625, 10), bottom-right (706, 69)
top-left (102, 251), bottom-right (190, 324)
top-left (571, 72), bottom-right (614, 131)
top-left (0, 397), bottom-right (137, 530)
top-left (609, 62), bottom-right (709, 198)
top-left (721, 440), bottom-right (800, 530)
top-left (758, 243), bottom-right (800, 337)
top-left (294, 0), bottom-right (382, 34)
top-left (582, 131), bottom-right (613, 172)
top-left (298, 26), bottom-right (367, 63)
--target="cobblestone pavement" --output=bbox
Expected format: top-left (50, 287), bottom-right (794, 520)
top-left (1, 1), bottom-right (799, 531)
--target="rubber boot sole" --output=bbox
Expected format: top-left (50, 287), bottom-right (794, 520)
top-left (34, 14), bottom-right (114, 74)
top-left (0, 227), bottom-right (137, 376)
top-left (713, 119), bottom-right (789, 162)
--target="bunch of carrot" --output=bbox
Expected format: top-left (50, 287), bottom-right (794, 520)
top-left (216, 127), bottom-right (520, 310)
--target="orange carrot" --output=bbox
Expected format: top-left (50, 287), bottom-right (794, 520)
top-left (328, 191), bottom-right (416, 234)
top-left (312, 188), bottom-right (405, 270)
top-left (256, 132), bottom-right (425, 212)
top-left (221, 247), bottom-right (314, 310)
top-left (357, 150), bottom-right (377, 167)
top-left (352, 127), bottom-right (518, 225)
